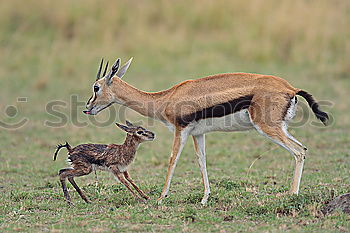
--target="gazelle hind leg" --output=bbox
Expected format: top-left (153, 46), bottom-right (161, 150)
top-left (59, 164), bottom-right (93, 204)
top-left (68, 177), bottom-right (90, 203)
top-left (252, 122), bottom-right (306, 194)
top-left (192, 134), bottom-right (210, 205)
top-left (249, 93), bottom-right (307, 194)
top-left (59, 168), bottom-right (73, 204)
top-left (291, 151), bottom-right (305, 194)
top-left (282, 122), bottom-right (307, 150)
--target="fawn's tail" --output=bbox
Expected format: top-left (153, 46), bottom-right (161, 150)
top-left (53, 142), bottom-right (71, 161)
top-left (296, 90), bottom-right (329, 126)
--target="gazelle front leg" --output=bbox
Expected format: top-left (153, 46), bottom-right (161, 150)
top-left (112, 169), bottom-right (142, 201)
top-left (123, 171), bottom-right (149, 200)
top-left (157, 128), bottom-right (188, 204)
top-left (94, 167), bottom-right (99, 188)
top-left (192, 134), bottom-right (211, 205)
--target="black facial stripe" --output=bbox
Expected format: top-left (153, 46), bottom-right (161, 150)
top-left (98, 102), bottom-right (113, 112)
top-left (87, 95), bottom-right (93, 105)
top-left (177, 95), bottom-right (253, 127)
top-left (87, 92), bottom-right (98, 106)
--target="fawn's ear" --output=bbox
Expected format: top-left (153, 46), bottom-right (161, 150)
top-left (116, 122), bottom-right (132, 133)
top-left (125, 120), bottom-right (134, 127)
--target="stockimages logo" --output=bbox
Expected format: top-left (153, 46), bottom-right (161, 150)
top-left (0, 97), bottom-right (29, 130)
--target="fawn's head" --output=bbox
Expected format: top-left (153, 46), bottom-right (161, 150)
top-left (116, 121), bottom-right (155, 141)
top-left (84, 58), bottom-right (133, 115)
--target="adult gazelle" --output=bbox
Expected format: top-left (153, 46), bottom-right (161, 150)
top-left (84, 58), bottom-right (328, 205)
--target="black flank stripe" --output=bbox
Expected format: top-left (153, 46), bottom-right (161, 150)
top-left (177, 95), bottom-right (253, 127)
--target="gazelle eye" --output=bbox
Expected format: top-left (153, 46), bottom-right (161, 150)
top-left (94, 86), bottom-right (99, 92)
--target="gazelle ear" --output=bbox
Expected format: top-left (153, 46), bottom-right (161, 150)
top-left (105, 58), bottom-right (120, 85)
top-left (125, 120), bottom-right (134, 127)
top-left (116, 122), bottom-right (132, 133)
top-left (116, 57), bottom-right (133, 79)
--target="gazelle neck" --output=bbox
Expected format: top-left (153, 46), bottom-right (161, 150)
top-left (111, 79), bottom-right (167, 119)
top-left (122, 134), bottom-right (141, 150)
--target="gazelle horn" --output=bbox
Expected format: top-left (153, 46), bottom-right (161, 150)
top-left (96, 58), bottom-right (104, 81)
top-left (105, 58), bottom-right (120, 85)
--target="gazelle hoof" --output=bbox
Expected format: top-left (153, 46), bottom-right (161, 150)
top-left (156, 197), bottom-right (164, 205)
top-left (67, 201), bottom-right (74, 206)
top-left (275, 191), bottom-right (290, 197)
top-left (289, 190), bottom-right (299, 195)
top-left (137, 198), bottom-right (146, 203)
top-left (201, 195), bottom-right (210, 205)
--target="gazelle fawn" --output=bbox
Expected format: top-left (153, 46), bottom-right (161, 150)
top-left (53, 121), bottom-right (155, 204)
top-left (84, 57), bottom-right (329, 205)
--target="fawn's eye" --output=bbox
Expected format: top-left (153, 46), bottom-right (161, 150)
top-left (94, 86), bottom-right (99, 92)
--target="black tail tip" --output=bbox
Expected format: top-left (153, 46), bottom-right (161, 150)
top-left (316, 111), bottom-right (329, 126)
top-left (296, 90), bottom-right (329, 126)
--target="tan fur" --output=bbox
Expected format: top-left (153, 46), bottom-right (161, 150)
top-left (86, 65), bottom-right (314, 204)
top-left (87, 73), bottom-right (298, 124)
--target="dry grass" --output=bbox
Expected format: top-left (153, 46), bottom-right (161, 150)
top-left (0, 0), bottom-right (349, 80)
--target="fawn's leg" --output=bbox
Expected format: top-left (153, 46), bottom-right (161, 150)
top-left (123, 171), bottom-right (149, 200)
top-left (192, 134), bottom-right (210, 205)
top-left (59, 164), bottom-right (92, 204)
top-left (94, 168), bottom-right (99, 187)
top-left (157, 128), bottom-right (189, 203)
top-left (59, 168), bottom-right (73, 204)
top-left (111, 168), bottom-right (142, 201)
top-left (68, 177), bottom-right (90, 203)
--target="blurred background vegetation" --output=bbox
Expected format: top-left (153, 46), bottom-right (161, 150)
top-left (0, 0), bottom-right (349, 231)
top-left (1, 0), bottom-right (349, 88)
top-left (1, 0), bottom-right (349, 127)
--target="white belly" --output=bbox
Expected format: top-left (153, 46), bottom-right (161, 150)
top-left (117, 164), bottom-right (128, 172)
top-left (93, 164), bottom-right (110, 171)
top-left (93, 164), bottom-right (129, 172)
top-left (190, 109), bottom-right (254, 136)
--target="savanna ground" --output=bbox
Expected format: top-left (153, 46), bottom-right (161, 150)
top-left (0, 0), bottom-right (349, 232)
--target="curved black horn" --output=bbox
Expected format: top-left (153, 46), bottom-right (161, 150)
top-left (96, 58), bottom-right (104, 81)
top-left (105, 58), bottom-right (120, 85)
top-left (102, 61), bottom-right (109, 77)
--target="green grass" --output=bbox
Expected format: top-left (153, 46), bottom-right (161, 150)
top-left (1, 0), bottom-right (350, 232)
